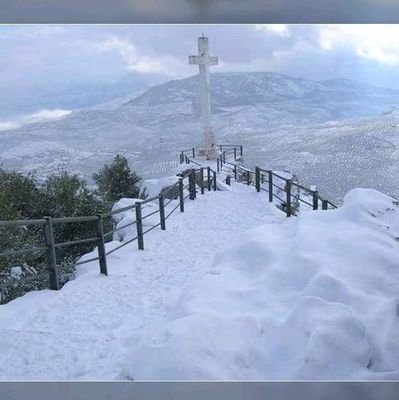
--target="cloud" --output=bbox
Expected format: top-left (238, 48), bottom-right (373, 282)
top-left (0, 121), bottom-right (19, 131)
top-left (0, 109), bottom-right (72, 132)
top-left (317, 25), bottom-right (399, 65)
top-left (255, 24), bottom-right (291, 37)
top-left (4, 24), bottom-right (399, 121)
top-left (96, 37), bottom-right (183, 75)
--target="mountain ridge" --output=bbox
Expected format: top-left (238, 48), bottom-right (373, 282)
top-left (126, 72), bottom-right (399, 110)
top-left (1, 71), bottom-right (399, 203)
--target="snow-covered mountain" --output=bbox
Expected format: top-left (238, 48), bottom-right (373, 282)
top-left (130, 73), bottom-right (399, 119)
top-left (1, 72), bottom-right (399, 201)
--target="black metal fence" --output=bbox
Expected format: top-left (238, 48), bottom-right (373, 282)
top-left (0, 144), bottom-right (336, 303)
top-left (182, 144), bottom-right (337, 218)
top-left (0, 166), bottom-right (218, 303)
top-left (180, 145), bottom-right (243, 165)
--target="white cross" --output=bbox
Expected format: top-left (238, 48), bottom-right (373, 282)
top-left (189, 35), bottom-right (219, 159)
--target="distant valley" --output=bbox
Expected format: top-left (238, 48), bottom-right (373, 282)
top-left (1, 72), bottom-right (399, 203)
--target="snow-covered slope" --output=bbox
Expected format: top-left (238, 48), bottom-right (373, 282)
top-left (0, 179), bottom-right (398, 380)
top-left (1, 72), bottom-right (399, 200)
top-left (124, 188), bottom-right (399, 380)
top-left (129, 73), bottom-right (399, 117)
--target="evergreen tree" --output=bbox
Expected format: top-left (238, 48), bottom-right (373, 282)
top-left (0, 168), bottom-right (39, 220)
top-left (93, 155), bottom-right (142, 204)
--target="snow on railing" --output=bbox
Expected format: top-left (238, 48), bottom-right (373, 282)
top-left (181, 144), bottom-right (337, 217)
top-left (0, 166), bottom-right (219, 304)
top-left (1, 143), bottom-right (337, 304)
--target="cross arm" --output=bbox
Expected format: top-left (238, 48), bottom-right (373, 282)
top-left (189, 55), bottom-right (219, 66)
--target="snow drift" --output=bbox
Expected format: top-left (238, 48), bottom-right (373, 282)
top-left (111, 198), bottom-right (161, 242)
top-left (122, 188), bottom-right (399, 380)
top-left (1, 180), bottom-right (399, 380)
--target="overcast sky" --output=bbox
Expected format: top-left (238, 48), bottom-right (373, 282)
top-left (2, 24), bottom-right (399, 117)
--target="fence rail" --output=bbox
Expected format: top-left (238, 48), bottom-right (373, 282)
top-left (182, 144), bottom-right (337, 217)
top-left (0, 165), bottom-right (219, 303)
top-left (1, 143), bottom-right (337, 304)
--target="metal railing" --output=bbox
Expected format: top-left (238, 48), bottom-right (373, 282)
top-left (180, 144), bottom-right (243, 165)
top-left (0, 166), bottom-right (219, 303)
top-left (182, 144), bottom-right (337, 218)
top-left (1, 143), bottom-right (336, 303)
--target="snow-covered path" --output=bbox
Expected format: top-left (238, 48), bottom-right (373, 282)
top-left (0, 182), bottom-right (280, 380)
top-left (2, 176), bottom-right (399, 380)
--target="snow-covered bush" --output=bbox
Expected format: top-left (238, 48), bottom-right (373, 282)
top-left (141, 176), bottom-right (180, 199)
top-left (111, 198), bottom-right (162, 242)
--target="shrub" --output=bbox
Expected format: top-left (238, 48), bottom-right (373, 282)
top-left (93, 154), bottom-right (142, 205)
top-left (0, 168), bottom-right (39, 220)
top-left (0, 169), bottom-right (107, 303)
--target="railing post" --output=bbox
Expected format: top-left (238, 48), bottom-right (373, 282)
top-left (223, 151), bottom-right (226, 164)
top-left (240, 145), bottom-right (243, 157)
top-left (95, 214), bottom-right (108, 276)
top-left (268, 171), bottom-right (273, 202)
top-left (188, 172), bottom-right (193, 200)
top-left (217, 158), bottom-right (220, 173)
top-left (219, 144), bottom-right (222, 153)
top-left (286, 180), bottom-right (292, 217)
top-left (179, 177), bottom-right (185, 212)
top-left (43, 217), bottom-right (60, 290)
top-left (192, 169), bottom-right (197, 199)
top-left (313, 191), bottom-right (319, 210)
top-left (213, 171), bottom-right (217, 191)
top-left (200, 167), bottom-right (205, 194)
top-left (180, 152), bottom-right (183, 164)
top-left (247, 171), bottom-right (250, 185)
top-left (226, 175), bottom-right (231, 186)
top-left (322, 200), bottom-right (328, 210)
top-left (159, 194), bottom-right (166, 230)
top-left (192, 147), bottom-right (195, 158)
top-left (135, 202), bottom-right (144, 250)
top-left (234, 164), bottom-right (237, 180)
top-left (189, 170), bottom-right (196, 200)
top-left (207, 167), bottom-right (211, 191)
top-left (255, 166), bottom-right (260, 192)
top-left (234, 147), bottom-right (237, 160)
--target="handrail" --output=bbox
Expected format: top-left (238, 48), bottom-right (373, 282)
top-left (54, 237), bottom-right (99, 249)
top-left (209, 147), bottom-right (338, 215)
top-left (142, 208), bottom-right (160, 220)
top-left (140, 195), bottom-right (160, 205)
top-left (1, 144), bottom-right (339, 304)
top-left (291, 181), bottom-right (316, 194)
top-left (103, 203), bottom-right (137, 217)
top-left (0, 166), bottom-right (214, 304)
top-left (271, 172), bottom-right (289, 181)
